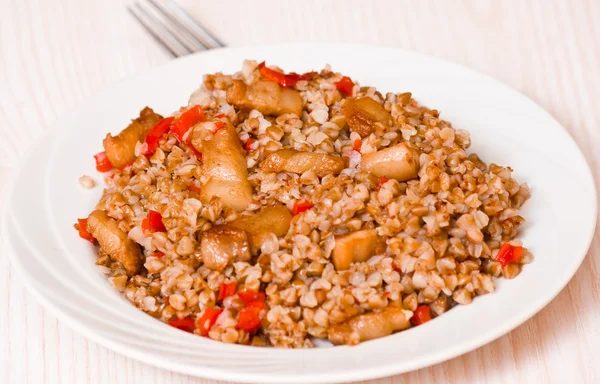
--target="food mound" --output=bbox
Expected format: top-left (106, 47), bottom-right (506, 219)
top-left (76, 60), bottom-right (532, 347)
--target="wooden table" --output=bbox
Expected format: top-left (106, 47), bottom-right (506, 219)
top-left (1, 0), bottom-right (599, 382)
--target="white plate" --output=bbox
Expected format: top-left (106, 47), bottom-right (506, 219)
top-left (3, 43), bottom-right (597, 383)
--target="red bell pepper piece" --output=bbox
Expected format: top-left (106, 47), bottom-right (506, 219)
top-left (142, 210), bottom-right (167, 233)
top-left (171, 105), bottom-right (204, 142)
top-left (353, 138), bottom-right (362, 152)
top-left (495, 243), bottom-right (524, 267)
top-left (93, 151), bottom-right (113, 172)
top-left (246, 300), bottom-right (266, 311)
top-left (168, 317), bottom-right (195, 333)
top-left (171, 106), bottom-right (205, 160)
top-left (258, 62), bottom-right (316, 88)
top-left (292, 199), bottom-right (314, 215)
top-left (236, 303), bottom-right (264, 332)
top-left (188, 184), bottom-right (201, 193)
top-left (77, 218), bottom-right (95, 244)
top-left (299, 71), bottom-right (317, 80)
top-left (244, 138), bottom-right (255, 152)
top-left (197, 307), bottom-right (223, 336)
top-left (237, 291), bottom-right (266, 306)
top-left (143, 117), bottom-right (174, 155)
top-left (213, 121), bottom-right (226, 132)
top-left (259, 62), bottom-right (299, 87)
top-left (334, 76), bottom-right (355, 96)
top-left (378, 176), bottom-right (389, 188)
top-left (218, 282), bottom-right (238, 301)
top-left (411, 305), bottom-right (432, 326)
top-left (235, 290), bottom-right (266, 332)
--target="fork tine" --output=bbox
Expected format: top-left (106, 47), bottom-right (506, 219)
top-left (152, 0), bottom-right (225, 49)
top-left (146, 0), bottom-right (209, 52)
top-left (128, 4), bottom-right (190, 57)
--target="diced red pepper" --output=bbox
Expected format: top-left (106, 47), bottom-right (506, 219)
top-left (143, 117), bottom-right (174, 155)
top-left (246, 300), bottom-right (266, 311)
top-left (168, 317), bottom-right (195, 333)
top-left (258, 62), bottom-right (316, 88)
top-left (236, 305), bottom-right (263, 332)
top-left (197, 307), bottom-right (223, 336)
top-left (163, 105), bottom-right (204, 160)
top-left (94, 151), bottom-right (113, 172)
top-left (299, 71), bottom-right (317, 80)
top-left (188, 184), bottom-right (201, 193)
top-left (292, 199), bottom-right (314, 215)
top-left (512, 245), bottom-right (523, 263)
top-left (167, 106), bottom-right (205, 159)
top-left (244, 138), bottom-right (255, 153)
top-left (378, 176), bottom-right (389, 188)
top-left (151, 251), bottom-right (164, 258)
top-left (237, 291), bottom-right (266, 306)
top-left (218, 282), bottom-right (238, 301)
top-left (213, 121), bottom-right (226, 132)
top-left (353, 138), bottom-right (362, 152)
top-left (171, 105), bottom-right (204, 142)
top-left (411, 305), bottom-right (432, 326)
top-left (142, 210), bottom-right (167, 233)
top-left (258, 62), bottom-right (299, 87)
top-left (334, 76), bottom-right (355, 96)
top-left (77, 218), bottom-right (95, 244)
top-left (235, 290), bottom-right (266, 333)
top-left (495, 243), bottom-right (524, 267)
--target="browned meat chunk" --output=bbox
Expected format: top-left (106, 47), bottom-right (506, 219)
top-left (260, 149), bottom-right (345, 178)
top-left (86, 210), bottom-right (142, 275)
top-left (103, 107), bottom-right (162, 168)
top-left (328, 308), bottom-right (413, 345)
top-left (332, 229), bottom-right (384, 271)
top-left (200, 226), bottom-right (251, 271)
top-left (342, 97), bottom-right (391, 137)
top-left (191, 120), bottom-right (253, 212)
top-left (229, 205), bottom-right (292, 252)
top-left (361, 143), bottom-right (420, 181)
top-left (226, 79), bottom-right (303, 117)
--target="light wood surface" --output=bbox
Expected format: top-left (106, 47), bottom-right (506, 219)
top-left (1, 0), bottom-right (599, 383)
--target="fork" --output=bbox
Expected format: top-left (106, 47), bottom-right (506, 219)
top-left (128, 0), bottom-right (225, 57)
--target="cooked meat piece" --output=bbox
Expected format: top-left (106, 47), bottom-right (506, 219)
top-left (361, 143), bottom-right (419, 181)
top-left (200, 226), bottom-right (251, 271)
top-left (229, 204), bottom-right (292, 252)
top-left (328, 308), bottom-right (413, 345)
top-left (332, 229), bottom-right (384, 270)
top-left (342, 97), bottom-right (391, 137)
top-left (226, 79), bottom-right (303, 117)
top-left (235, 79), bottom-right (278, 115)
top-left (279, 88), bottom-right (303, 116)
top-left (260, 149), bottom-right (345, 178)
top-left (191, 120), bottom-right (253, 212)
top-left (86, 210), bottom-right (142, 275)
top-left (103, 107), bottom-right (162, 168)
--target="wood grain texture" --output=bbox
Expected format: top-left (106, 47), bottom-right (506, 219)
top-left (1, 0), bottom-right (599, 383)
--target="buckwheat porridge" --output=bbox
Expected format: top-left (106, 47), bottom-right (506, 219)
top-left (75, 60), bottom-right (532, 347)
